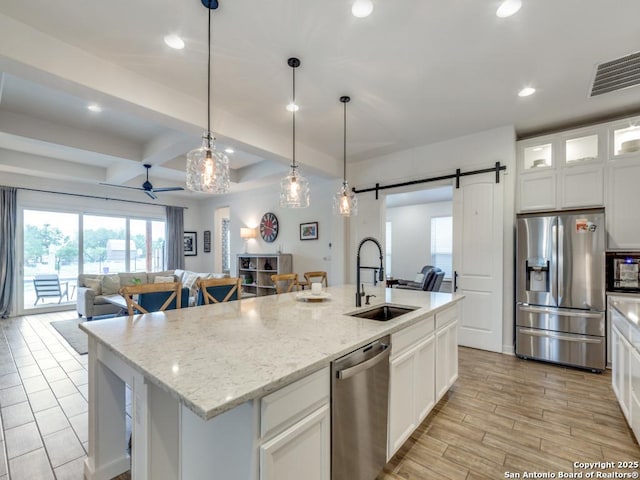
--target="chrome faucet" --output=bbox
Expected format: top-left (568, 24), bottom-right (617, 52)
top-left (356, 236), bottom-right (385, 307)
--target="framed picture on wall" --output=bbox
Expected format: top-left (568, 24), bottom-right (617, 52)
top-left (300, 222), bottom-right (318, 241)
top-left (184, 231), bottom-right (197, 256)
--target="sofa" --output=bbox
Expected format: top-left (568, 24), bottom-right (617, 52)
top-left (77, 269), bottom-right (228, 319)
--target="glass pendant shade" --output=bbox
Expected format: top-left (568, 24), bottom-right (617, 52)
top-left (186, 132), bottom-right (230, 194)
top-left (333, 181), bottom-right (358, 216)
top-left (334, 95), bottom-right (357, 216)
top-left (280, 165), bottom-right (310, 208)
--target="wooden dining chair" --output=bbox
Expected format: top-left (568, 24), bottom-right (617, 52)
top-left (119, 282), bottom-right (184, 315)
top-left (197, 277), bottom-right (242, 305)
top-left (303, 271), bottom-right (328, 288)
top-left (270, 273), bottom-right (299, 294)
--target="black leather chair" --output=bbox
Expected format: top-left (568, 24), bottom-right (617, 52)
top-left (428, 271), bottom-right (445, 292)
top-left (395, 266), bottom-right (436, 291)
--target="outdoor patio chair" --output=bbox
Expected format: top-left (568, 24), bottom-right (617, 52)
top-left (33, 274), bottom-right (69, 306)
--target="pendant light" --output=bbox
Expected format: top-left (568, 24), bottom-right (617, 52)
top-left (280, 57), bottom-right (310, 208)
top-left (333, 96), bottom-right (358, 216)
top-left (186, 0), bottom-right (230, 194)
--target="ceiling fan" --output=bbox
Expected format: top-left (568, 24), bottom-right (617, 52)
top-left (100, 164), bottom-right (184, 200)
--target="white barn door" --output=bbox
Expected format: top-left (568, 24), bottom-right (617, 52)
top-left (453, 174), bottom-right (503, 352)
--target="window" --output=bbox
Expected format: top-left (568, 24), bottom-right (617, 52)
top-left (385, 221), bottom-right (392, 276)
top-left (431, 216), bottom-right (452, 279)
top-left (221, 218), bottom-right (230, 273)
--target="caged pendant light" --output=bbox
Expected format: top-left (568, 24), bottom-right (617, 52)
top-left (280, 57), bottom-right (310, 208)
top-left (333, 96), bottom-right (358, 216)
top-left (186, 0), bottom-right (230, 194)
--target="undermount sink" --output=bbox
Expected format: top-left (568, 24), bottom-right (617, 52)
top-left (348, 304), bottom-right (418, 322)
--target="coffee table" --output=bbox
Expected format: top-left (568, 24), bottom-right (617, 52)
top-left (102, 294), bottom-right (129, 316)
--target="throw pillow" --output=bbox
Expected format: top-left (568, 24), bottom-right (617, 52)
top-left (414, 273), bottom-right (425, 284)
top-left (101, 274), bottom-right (121, 295)
top-left (154, 275), bottom-right (175, 284)
top-left (84, 278), bottom-right (102, 295)
top-left (173, 269), bottom-right (185, 283)
top-left (181, 271), bottom-right (200, 299)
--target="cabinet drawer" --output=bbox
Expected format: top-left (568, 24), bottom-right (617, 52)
top-left (261, 367), bottom-right (329, 440)
top-left (436, 304), bottom-right (459, 330)
top-left (391, 315), bottom-right (434, 358)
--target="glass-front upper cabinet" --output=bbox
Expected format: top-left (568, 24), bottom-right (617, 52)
top-left (565, 134), bottom-right (598, 164)
top-left (521, 142), bottom-right (553, 171)
top-left (612, 123), bottom-right (640, 157)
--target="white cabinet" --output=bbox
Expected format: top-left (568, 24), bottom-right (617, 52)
top-left (435, 306), bottom-right (459, 401)
top-left (607, 159), bottom-right (640, 250)
top-left (516, 126), bottom-right (605, 213)
top-left (260, 404), bottom-right (330, 480)
top-left (631, 348), bottom-right (640, 444)
top-left (387, 303), bottom-right (459, 460)
top-left (260, 367), bottom-right (330, 480)
top-left (612, 324), bottom-right (631, 421)
top-left (387, 315), bottom-right (435, 459)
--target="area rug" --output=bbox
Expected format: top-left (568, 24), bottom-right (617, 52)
top-left (50, 314), bottom-right (115, 355)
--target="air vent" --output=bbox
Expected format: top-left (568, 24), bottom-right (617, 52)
top-left (590, 51), bottom-right (640, 97)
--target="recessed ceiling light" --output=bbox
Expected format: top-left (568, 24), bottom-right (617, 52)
top-left (286, 103), bottom-right (299, 112)
top-left (496, 0), bottom-right (522, 18)
top-left (352, 0), bottom-right (374, 18)
top-left (87, 104), bottom-right (102, 113)
top-left (164, 34), bottom-right (185, 50)
top-left (518, 87), bottom-right (536, 97)
top-left (225, 147), bottom-right (234, 154)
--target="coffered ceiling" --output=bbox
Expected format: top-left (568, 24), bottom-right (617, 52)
top-left (0, 0), bottom-right (639, 199)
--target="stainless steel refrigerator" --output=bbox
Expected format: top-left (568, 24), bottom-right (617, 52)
top-left (515, 208), bottom-right (606, 371)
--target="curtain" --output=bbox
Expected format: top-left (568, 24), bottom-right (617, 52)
top-left (0, 187), bottom-right (17, 318)
top-left (166, 206), bottom-right (185, 270)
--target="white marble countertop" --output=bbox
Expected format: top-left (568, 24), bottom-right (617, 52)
top-left (80, 284), bottom-right (463, 420)
top-left (610, 298), bottom-right (640, 351)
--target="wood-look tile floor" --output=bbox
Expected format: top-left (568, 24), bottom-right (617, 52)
top-left (379, 347), bottom-right (640, 480)
top-left (1, 311), bottom-right (638, 479)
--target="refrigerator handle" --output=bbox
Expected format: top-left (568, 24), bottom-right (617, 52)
top-left (453, 271), bottom-right (458, 292)
top-left (556, 217), bottom-right (563, 306)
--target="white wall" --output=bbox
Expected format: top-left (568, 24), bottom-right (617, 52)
top-left (386, 201), bottom-right (452, 280)
top-left (349, 125), bottom-right (516, 354)
top-left (197, 177), bottom-right (347, 286)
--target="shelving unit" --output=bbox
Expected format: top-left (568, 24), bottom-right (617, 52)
top-left (237, 254), bottom-right (293, 297)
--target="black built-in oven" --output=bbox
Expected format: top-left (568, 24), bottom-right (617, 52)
top-left (606, 252), bottom-right (640, 293)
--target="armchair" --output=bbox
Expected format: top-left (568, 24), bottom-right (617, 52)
top-left (395, 266), bottom-right (444, 291)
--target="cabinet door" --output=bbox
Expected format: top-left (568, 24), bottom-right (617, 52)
top-left (612, 326), bottom-right (631, 422)
top-left (559, 164), bottom-right (604, 209)
top-left (388, 347), bottom-right (416, 460)
top-left (631, 348), bottom-right (640, 444)
top-left (518, 171), bottom-right (556, 212)
top-left (414, 335), bottom-right (436, 423)
top-left (435, 327), bottom-right (449, 401)
top-left (447, 321), bottom-right (459, 388)
top-left (260, 404), bottom-right (330, 480)
top-left (608, 160), bottom-right (640, 249)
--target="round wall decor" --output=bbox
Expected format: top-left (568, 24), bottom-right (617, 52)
top-left (259, 212), bottom-right (279, 243)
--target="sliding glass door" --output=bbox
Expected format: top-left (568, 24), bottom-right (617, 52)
top-left (23, 210), bottom-right (79, 310)
top-left (21, 209), bottom-right (165, 314)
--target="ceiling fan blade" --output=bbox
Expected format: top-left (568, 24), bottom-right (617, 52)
top-left (145, 190), bottom-right (158, 200)
top-left (100, 183), bottom-right (144, 191)
top-left (152, 187), bottom-right (185, 192)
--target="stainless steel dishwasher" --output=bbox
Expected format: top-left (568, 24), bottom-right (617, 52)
top-left (331, 335), bottom-right (390, 480)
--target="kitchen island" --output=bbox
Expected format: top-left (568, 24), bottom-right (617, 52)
top-left (80, 284), bottom-right (463, 480)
